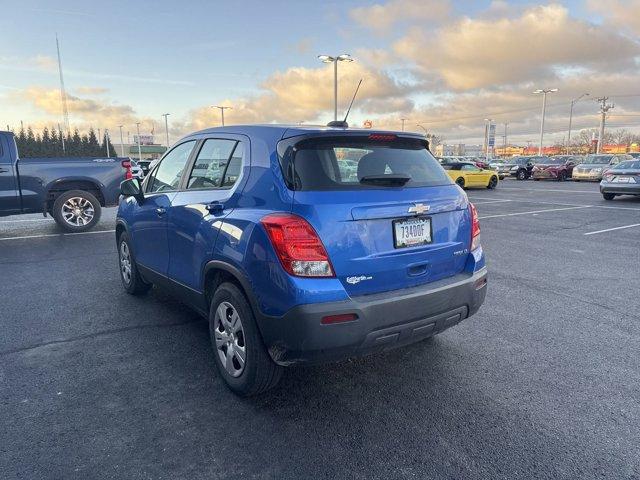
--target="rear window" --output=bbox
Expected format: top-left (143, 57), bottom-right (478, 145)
top-left (279, 136), bottom-right (452, 191)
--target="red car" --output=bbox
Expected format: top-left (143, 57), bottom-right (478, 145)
top-left (531, 155), bottom-right (578, 181)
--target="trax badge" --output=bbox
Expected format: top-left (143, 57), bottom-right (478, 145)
top-left (346, 275), bottom-right (373, 285)
top-left (408, 203), bottom-right (430, 215)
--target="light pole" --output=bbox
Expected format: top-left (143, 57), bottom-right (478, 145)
top-left (400, 118), bottom-right (407, 132)
top-left (318, 54), bottom-right (354, 121)
top-left (483, 118), bottom-right (493, 161)
top-left (118, 125), bottom-right (125, 157)
top-left (105, 129), bottom-right (110, 157)
top-left (211, 106), bottom-right (231, 127)
top-left (533, 88), bottom-right (558, 155)
top-left (567, 93), bottom-right (589, 154)
top-left (161, 113), bottom-right (170, 149)
top-left (416, 124), bottom-right (427, 135)
top-left (135, 122), bottom-right (142, 161)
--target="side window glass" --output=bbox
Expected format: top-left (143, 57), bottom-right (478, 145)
top-left (147, 141), bottom-right (196, 193)
top-left (186, 139), bottom-right (237, 190)
top-left (221, 142), bottom-right (244, 187)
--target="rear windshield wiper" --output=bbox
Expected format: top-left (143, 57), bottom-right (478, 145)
top-left (359, 174), bottom-right (411, 186)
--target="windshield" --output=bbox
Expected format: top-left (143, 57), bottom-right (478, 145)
top-left (613, 160), bottom-right (640, 170)
top-left (546, 158), bottom-right (567, 164)
top-left (279, 136), bottom-right (452, 190)
top-left (583, 155), bottom-right (612, 164)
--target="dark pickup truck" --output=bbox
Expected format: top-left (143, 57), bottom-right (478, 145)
top-left (0, 130), bottom-right (132, 232)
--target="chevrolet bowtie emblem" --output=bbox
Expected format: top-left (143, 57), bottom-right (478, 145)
top-left (408, 203), bottom-right (430, 214)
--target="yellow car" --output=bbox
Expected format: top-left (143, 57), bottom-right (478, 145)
top-left (444, 162), bottom-right (499, 189)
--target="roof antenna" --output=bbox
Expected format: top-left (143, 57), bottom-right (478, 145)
top-left (327, 78), bottom-right (363, 128)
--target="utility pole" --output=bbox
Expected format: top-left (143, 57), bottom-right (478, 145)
top-left (118, 125), bottom-right (125, 157)
top-left (135, 123), bottom-right (142, 161)
top-left (595, 96), bottom-right (614, 154)
top-left (97, 128), bottom-right (101, 145)
top-left (400, 118), bottom-right (407, 131)
top-left (105, 129), bottom-right (110, 157)
top-left (55, 34), bottom-right (70, 134)
top-left (161, 113), bottom-right (170, 149)
top-left (212, 106), bottom-right (232, 127)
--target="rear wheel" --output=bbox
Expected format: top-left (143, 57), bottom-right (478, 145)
top-left (487, 176), bottom-right (498, 189)
top-left (209, 283), bottom-right (282, 396)
top-left (455, 177), bottom-right (465, 189)
top-left (516, 169), bottom-right (527, 181)
top-left (52, 190), bottom-right (102, 232)
top-left (558, 171), bottom-right (567, 182)
top-left (602, 192), bottom-right (616, 201)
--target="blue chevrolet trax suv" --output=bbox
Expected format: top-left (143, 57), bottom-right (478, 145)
top-left (116, 125), bottom-right (487, 396)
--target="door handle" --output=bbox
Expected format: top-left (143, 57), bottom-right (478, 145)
top-left (0, 168), bottom-right (8, 173)
top-left (206, 202), bottom-right (224, 214)
top-left (156, 207), bottom-right (166, 216)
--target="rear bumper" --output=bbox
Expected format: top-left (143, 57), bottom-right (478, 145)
top-left (600, 182), bottom-right (640, 195)
top-left (572, 172), bottom-right (601, 181)
top-left (258, 268), bottom-right (488, 365)
top-left (532, 170), bottom-right (558, 179)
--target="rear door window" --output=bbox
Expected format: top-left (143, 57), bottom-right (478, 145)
top-left (280, 136), bottom-right (451, 191)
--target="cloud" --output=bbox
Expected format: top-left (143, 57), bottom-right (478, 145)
top-left (181, 62), bottom-right (415, 131)
top-left (394, 4), bottom-right (640, 90)
top-left (33, 55), bottom-right (57, 71)
top-left (350, 0), bottom-right (450, 32)
top-left (587, 0), bottom-right (640, 35)
top-left (290, 38), bottom-right (313, 55)
top-left (75, 86), bottom-right (109, 95)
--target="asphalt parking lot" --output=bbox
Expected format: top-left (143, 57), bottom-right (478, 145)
top-left (1, 179), bottom-right (639, 479)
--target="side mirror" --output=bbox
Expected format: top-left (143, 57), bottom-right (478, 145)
top-left (120, 178), bottom-right (144, 203)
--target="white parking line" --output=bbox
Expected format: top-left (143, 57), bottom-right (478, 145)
top-left (584, 223), bottom-right (640, 236)
top-left (498, 187), bottom-right (597, 194)
top-left (469, 196), bottom-right (640, 212)
top-left (0, 229), bottom-right (115, 241)
top-left (0, 218), bottom-right (50, 223)
top-left (470, 199), bottom-right (512, 205)
top-left (478, 205), bottom-right (591, 220)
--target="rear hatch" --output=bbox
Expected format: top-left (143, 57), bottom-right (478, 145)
top-left (279, 133), bottom-right (472, 296)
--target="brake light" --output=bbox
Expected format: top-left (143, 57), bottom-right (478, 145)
top-left (469, 203), bottom-right (481, 251)
top-left (368, 134), bottom-right (396, 141)
top-left (121, 160), bottom-right (133, 180)
top-left (261, 213), bottom-right (334, 277)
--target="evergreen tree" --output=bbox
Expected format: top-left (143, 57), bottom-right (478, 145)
top-left (70, 129), bottom-right (82, 156)
top-left (16, 126), bottom-right (27, 155)
top-left (24, 127), bottom-right (36, 157)
top-left (50, 128), bottom-right (61, 157)
top-left (41, 127), bottom-right (52, 157)
top-left (87, 128), bottom-right (100, 156)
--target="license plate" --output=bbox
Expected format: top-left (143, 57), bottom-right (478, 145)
top-left (613, 176), bottom-right (630, 183)
top-left (393, 217), bottom-right (431, 248)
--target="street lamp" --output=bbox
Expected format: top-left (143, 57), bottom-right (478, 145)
top-left (533, 88), bottom-right (558, 155)
top-left (567, 93), bottom-right (589, 154)
top-left (318, 54), bottom-right (354, 121)
top-left (483, 118), bottom-right (493, 161)
top-left (416, 124), bottom-right (428, 135)
top-left (211, 105), bottom-right (231, 127)
top-left (117, 125), bottom-right (125, 157)
top-left (161, 113), bottom-right (170, 149)
top-left (135, 122), bottom-right (142, 161)
top-left (400, 118), bottom-right (407, 132)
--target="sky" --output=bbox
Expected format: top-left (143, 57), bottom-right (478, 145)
top-left (1, 0), bottom-right (639, 146)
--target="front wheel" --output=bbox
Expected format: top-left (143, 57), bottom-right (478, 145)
top-left (487, 176), bottom-right (498, 189)
top-left (52, 190), bottom-right (102, 232)
top-left (516, 169), bottom-right (527, 181)
top-left (209, 283), bottom-right (282, 396)
top-left (557, 171), bottom-right (567, 182)
top-left (602, 193), bottom-right (616, 201)
top-left (455, 177), bottom-right (466, 189)
top-left (118, 232), bottom-right (152, 295)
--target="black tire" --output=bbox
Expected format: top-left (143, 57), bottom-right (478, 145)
top-left (602, 193), bottom-right (616, 201)
top-left (117, 232), bottom-right (152, 295)
top-left (487, 176), bottom-right (498, 189)
top-left (557, 171), bottom-right (567, 182)
top-left (533, 178), bottom-right (540, 181)
top-left (455, 177), bottom-right (465, 188)
top-left (52, 189), bottom-right (102, 232)
top-left (209, 282), bottom-right (282, 396)
top-left (573, 179), bottom-right (580, 182)
top-left (516, 169), bottom-right (527, 181)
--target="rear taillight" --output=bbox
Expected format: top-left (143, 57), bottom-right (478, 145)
top-left (469, 203), bottom-right (481, 251)
top-left (368, 133), bottom-right (396, 141)
top-left (261, 213), bottom-right (334, 278)
top-left (122, 160), bottom-right (133, 180)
